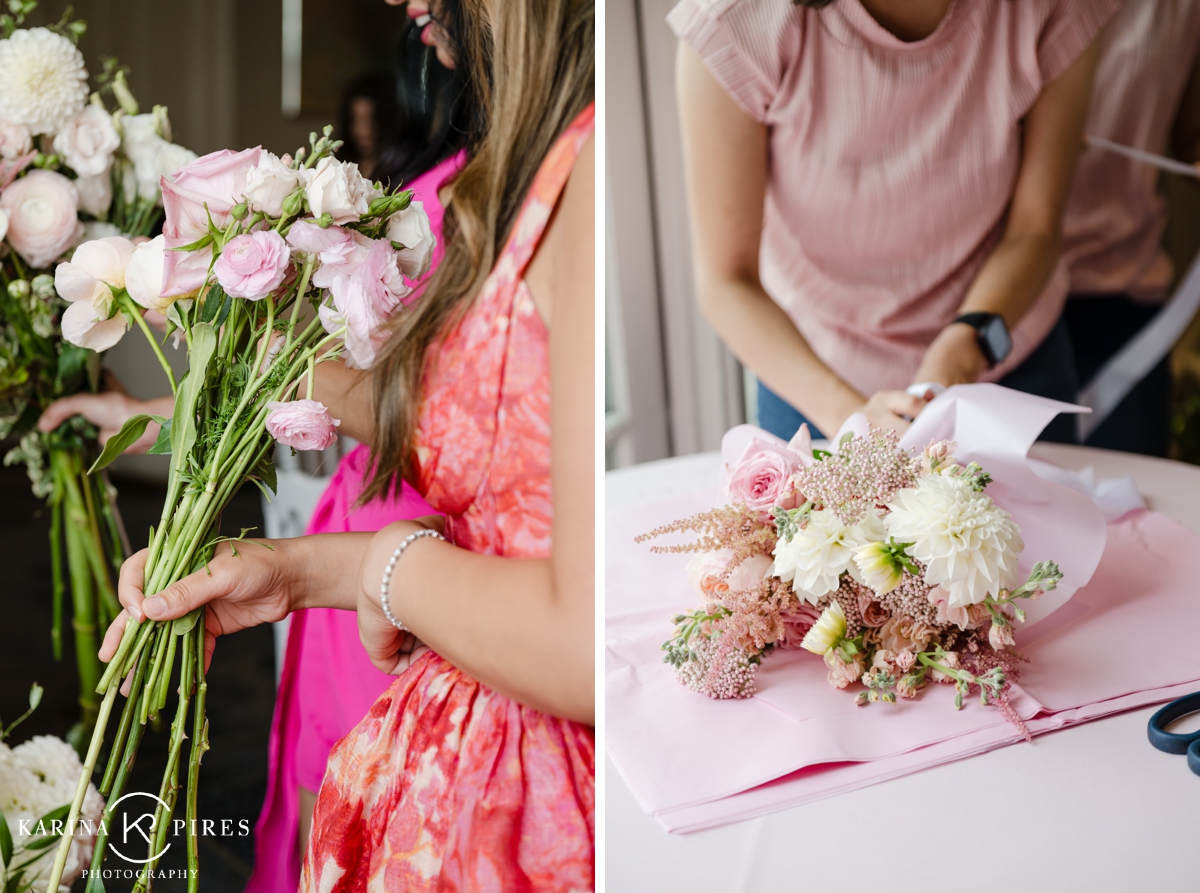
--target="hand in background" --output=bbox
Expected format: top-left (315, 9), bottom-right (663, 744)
top-left (853, 390), bottom-right (930, 434)
top-left (912, 323), bottom-right (988, 390)
top-left (38, 370), bottom-right (174, 452)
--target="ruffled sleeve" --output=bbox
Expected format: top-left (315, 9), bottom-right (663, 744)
top-left (667, 0), bottom-right (802, 124)
top-left (1038, 0), bottom-right (1121, 83)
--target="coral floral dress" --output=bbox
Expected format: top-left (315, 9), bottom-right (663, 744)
top-left (301, 105), bottom-right (596, 892)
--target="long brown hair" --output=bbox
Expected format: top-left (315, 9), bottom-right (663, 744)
top-left (364, 0), bottom-right (594, 501)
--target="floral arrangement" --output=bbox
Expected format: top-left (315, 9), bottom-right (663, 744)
top-left (0, 1), bottom-right (196, 743)
top-left (46, 127), bottom-right (434, 890)
top-left (640, 426), bottom-right (1063, 732)
top-left (0, 684), bottom-right (104, 893)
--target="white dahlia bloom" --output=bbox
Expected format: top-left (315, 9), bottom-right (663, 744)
top-left (800, 600), bottom-right (848, 656)
top-left (885, 474), bottom-right (1022, 609)
top-left (773, 509), bottom-right (884, 603)
top-left (0, 28), bottom-right (89, 136)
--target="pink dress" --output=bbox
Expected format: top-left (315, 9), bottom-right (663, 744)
top-left (668, 0), bottom-right (1118, 396)
top-left (301, 105), bottom-right (595, 891)
top-left (246, 151), bottom-right (466, 893)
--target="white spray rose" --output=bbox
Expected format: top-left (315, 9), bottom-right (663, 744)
top-left (125, 234), bottom-right (177, 311)
top-left (75, 166), bottom-right (114, 217)
top-left (141, 141), bottom-right (197, 204)
top-left (53, 105), bottom-right (120, 177)
top-left (244, 150), bottom-right (309, 216)
top-left (119, 111), bottom-right (195, 203)
top-left (0, 117), bottom-right (32, 159)
top-left (305, 156), bottom-right (379, 224)
top-left (385, 200), bottom-right (436, 280)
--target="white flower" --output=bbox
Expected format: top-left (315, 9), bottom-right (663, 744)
top-left (125, 234), bottom-right (177, 311)
top-left (0, 117), bottom-right (32, 159)
top-left (53, 106), bottom-right (120, 177)
top-left (800, 600), bottom-right (847, 656)
top-left (772, 509), bottom-right (883, 603)
top-left (117, 111), bottom-right (164, 165)
top-left (385, 200), bottom-right (436, 279)
top-left (119, 112), bottom-right (196, 203)
top-left (305, 156), bottom-right (379, 224)
top-left (244, 149), bottom-right (309, 216)
top-left (0, 28), bottom-right (89, 135)
top-left (0, 736), bottom-right (105, 893)
top-left (853, 540), bottom-right (904, 595)
top-left (137, 141), bottom-right (196, 204)
top-left (74, 166), bottom-right (114, 217)
top-left (78, 221), bottom-right (122, 243)
top-left (885, 474), bottom-right (1023, 609)
top-left (55, 235), bottom-right (136, 350)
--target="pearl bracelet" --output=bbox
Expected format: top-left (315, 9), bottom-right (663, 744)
top-left (380, 528), bottom-right (445, 631)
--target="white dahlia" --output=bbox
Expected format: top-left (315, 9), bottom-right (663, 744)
top-left (0, 28), bottom-right (89, 136)
top-left (885, 474), bottom-right (1022, 609)
top-left (772, 509), bottom-right (884, 603)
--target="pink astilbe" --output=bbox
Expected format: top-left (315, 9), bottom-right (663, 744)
top-left (716, 577), bottom-right (801, 653)
top-left (637, 504), bottom-right (776, 566)
top-left (793, 428), bottom-right (920, 525)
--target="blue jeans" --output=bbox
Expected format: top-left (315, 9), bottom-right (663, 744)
top-left (756, 318), bottom-right (1079, 443)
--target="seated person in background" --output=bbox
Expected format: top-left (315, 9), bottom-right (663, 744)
top-left (1061, 0), bottom-right (1200, 457)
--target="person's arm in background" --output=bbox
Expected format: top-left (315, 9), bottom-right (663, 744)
top-left (39, 357), bottom-right (377, 450)
top-left (912, 38), bottom-right (1101, 387)
top-left (677, 45), bottom-right (926, 435)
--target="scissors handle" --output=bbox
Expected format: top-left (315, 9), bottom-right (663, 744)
top-left (1147, 691), bottom-right (1200, 755)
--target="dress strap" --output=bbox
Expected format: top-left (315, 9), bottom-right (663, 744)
top-left (499, 102), bottom-right (595, 281)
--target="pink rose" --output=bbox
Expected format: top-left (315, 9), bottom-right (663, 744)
top-left (214, 231), bottom-right (290, 299)
top-left (725, 436), bottom-right (810, 519)
top-left (264, 399), bottom-right (340, 451)
top-left (53, 106), bottom-right (120, 177)
top-left (161, 146), bottom-right (261, 296)
top-left (0, 169), bottom-right (81, 268)
top-left (776, 603), bottom-right (822, 649)
top-left (857, 595), bottom-right (890, 628)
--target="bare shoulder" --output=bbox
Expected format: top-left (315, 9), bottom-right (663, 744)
top-left (525, 133), bottom-right (595, 327)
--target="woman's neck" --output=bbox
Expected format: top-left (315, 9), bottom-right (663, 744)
top-left (858, 0), bottom-right (954, 42)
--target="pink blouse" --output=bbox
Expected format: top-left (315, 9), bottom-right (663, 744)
top-left (1062, 0), bottom-right (1200, 303)
top-left (669, 0), bottom-right (1118, 396)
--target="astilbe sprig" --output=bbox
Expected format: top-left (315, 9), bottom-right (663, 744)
top-left (636, 504), bottom-right (776, 566)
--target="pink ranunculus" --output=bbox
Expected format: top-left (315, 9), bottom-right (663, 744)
top-left (0, 169), bottom-right (82, 268)
top-left (725, 436), bottom-right (810, 519)
top-left (160, 146), bottom-right (261, 296)
top-left (311, 231), bottom-right (410, 319)
top-left (214, 231), bottom-right (290, 300)
top-left (285, 219), bottom-right (356, 265)
top-left (264, 399), bottom-right (340, 451)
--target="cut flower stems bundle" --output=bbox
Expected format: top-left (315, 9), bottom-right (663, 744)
top-left (45, 125), bottom-right (435, 891)
top-left (641, 427), bottom-right (1063, 730)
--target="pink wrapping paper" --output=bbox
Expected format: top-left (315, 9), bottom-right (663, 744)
top-left (607, 386), bottom-right (1200, 831)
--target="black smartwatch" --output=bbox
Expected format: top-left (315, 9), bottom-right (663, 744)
top-left (952, 312), bottom-right (1012, 368)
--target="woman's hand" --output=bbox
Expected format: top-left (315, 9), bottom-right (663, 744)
top-left (912, 323), bottom-right (988, 389)
top-left (356, 517), bottom-right (446, 676)
top-left (98, 539), bottom-right (301, 675)
top-left (38, 370), bottom-right (173, 452)
top-left (854, 390), bottom-right (930, 433)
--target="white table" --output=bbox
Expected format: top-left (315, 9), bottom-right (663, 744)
top-left (605, 444), bottom-right (1200, 893)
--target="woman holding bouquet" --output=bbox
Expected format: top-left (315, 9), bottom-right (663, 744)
top-left (98, 0), bottom-right (596, 888)
top-left (674, 0), bottom-right (1117, 441)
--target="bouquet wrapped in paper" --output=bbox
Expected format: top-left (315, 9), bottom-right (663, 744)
top-left (45, 128), bottom-right (434, 891)
top-left (642, 421), bottom-right (1066, 733)
top-left (0, 1), bottom-right (196, 740)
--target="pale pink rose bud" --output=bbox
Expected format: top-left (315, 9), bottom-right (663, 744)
top-left (265, 399), bottom-right (340, 451)
top-left (0, 169), bottom-right (82, 268)
top-left (214, 231), bottom-right (290, 299)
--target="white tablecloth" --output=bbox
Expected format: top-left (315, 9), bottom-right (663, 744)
top-left (605, 444), bottom-right (1200, 893)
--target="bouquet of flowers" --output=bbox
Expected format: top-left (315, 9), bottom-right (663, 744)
top-left (45, 127), bottom-right (435, 890)
top-left (641, 426), bottom-right (1063, 732)
top-left (0, 1), bottom-right (196, 741)
top-left (0, 684), bottom-right (104, 893)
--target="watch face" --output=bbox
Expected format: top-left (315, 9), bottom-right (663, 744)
top-left (981, 316), bottom-right (1012, 365)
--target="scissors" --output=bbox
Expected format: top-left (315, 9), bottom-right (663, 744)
top-left (1147, 692), bottom-right (1200, 776)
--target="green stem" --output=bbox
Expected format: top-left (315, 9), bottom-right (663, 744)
top-left (124, 294), bottom-right (178, 393)
top-left (49, 497), bottom-right (64, 661)
top-left (56, 451), bottom-right (101, 726)
top-left (99, 640), bottom-right (151, 796)
top-left (186, 613), bottom-right (208, 893)
top-left (88, 678), bottom-right (150, 880)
